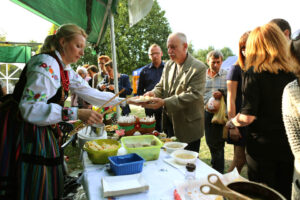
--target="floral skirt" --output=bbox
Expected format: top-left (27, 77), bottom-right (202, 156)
top-left (0, 101), bottom-right (63, 200)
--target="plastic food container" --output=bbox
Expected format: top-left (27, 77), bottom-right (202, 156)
top-left (78, 123), bottom-right (105, 149)
top-left (83, 139), bottom-right (121, 164)
top-left (171, 149), bottom-right (198, 165)
top-left (108, 153), bottom-right (145, 175)
top-left (121, 135), bottom-right (163, 161)
top-left (163, 142), bottom-right (188, 153)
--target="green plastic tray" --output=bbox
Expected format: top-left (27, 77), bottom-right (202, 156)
top-left (121, 135), bottom-right (163, 161)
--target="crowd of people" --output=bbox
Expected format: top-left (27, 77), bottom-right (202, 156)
top-left (0, 17), bottom-right (300, 200)
top-left (132, 18), bottom-right (300, 200)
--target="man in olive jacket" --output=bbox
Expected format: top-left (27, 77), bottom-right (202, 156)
top-left (143, 32), bottom-right (206, 152)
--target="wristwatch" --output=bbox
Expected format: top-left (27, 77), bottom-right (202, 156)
top-left (227, 119), bottom-right (236, 129)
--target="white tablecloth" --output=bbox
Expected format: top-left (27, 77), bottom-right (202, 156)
top-left (81, 148), bottom-right (221, 200)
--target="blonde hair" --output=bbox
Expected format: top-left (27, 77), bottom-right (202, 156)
top-left (98, 55), bottom-right (111, 64)
top-left (148, 44), bottom-right (161, 54)
top-left (40, 24), bottom-right (87, 54)
top-left (245, 23), bottom-right (292, 74)
top-left (82, 64), bottom-right (89, 69)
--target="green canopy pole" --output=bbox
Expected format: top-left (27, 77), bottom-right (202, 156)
top-left (109, 9), bottom-right (121, 118)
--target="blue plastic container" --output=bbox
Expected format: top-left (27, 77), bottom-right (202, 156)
top-left (108, 153), bottom-right (145, 175)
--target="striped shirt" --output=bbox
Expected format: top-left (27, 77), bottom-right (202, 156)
top-left (204, 68), bottom-right (227, 104)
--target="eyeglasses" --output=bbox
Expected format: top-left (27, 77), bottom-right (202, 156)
top-left (149, 52), bottom-right (161, 56)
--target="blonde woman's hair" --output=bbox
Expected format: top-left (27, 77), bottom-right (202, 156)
top-left (40, 24), bottom-right (87, 54)
top-left (245, 23), bottom-right (292, 74)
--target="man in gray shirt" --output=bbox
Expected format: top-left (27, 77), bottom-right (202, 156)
top-left (204, 50), bottom-right (227, 173)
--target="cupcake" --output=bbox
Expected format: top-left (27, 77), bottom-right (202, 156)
top-left (117, 115), bottom-right (137, 136)
top-left (139, 116), bottom-right (156, 134)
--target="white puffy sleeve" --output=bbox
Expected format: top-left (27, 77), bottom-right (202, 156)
top-left (19, 54), bottom-right (77, 126)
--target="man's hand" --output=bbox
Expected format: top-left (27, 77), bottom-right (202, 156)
top-left (141, 97), bottom-right (164, 109)
top-left (144, 91), bottom-right (155, 97)
top-left (108, 84), bottom-right (114, 90)
top-left (212, 90), bottom-right (222, 99)
top-left (100, 84), bottom-right (106, 90)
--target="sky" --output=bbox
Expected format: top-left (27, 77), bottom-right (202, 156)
top-left (1, 0), bottom-right (300, 55)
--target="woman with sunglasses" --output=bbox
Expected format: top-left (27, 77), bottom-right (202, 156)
top-left (226, 31), bottom-right (250, 174)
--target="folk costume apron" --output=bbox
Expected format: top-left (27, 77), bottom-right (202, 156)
top-left (0, 52), bottom-right (69, 200)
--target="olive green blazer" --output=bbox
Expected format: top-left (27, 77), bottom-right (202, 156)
top-left (153, 53), bottom-right (206, 143)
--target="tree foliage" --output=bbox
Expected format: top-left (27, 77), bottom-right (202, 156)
top-left (77, 0), bottom-right (172, 74)
top-left (193, 46), bottom-right (234, 66)
top-left (0, 33), bottom-right (6, 42)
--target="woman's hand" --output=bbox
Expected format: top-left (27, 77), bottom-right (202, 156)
top-left (78, 109), bottom-right (103, 125)
top-left (229, 127), bottom-right (242, 142)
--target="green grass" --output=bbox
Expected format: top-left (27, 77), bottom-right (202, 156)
top-left (64, 104), bottom-right (247, 178)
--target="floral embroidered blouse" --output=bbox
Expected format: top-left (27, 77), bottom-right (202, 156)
top-left (19, 51), bottom-right (122, 126)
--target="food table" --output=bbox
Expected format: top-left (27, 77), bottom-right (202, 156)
top-left (81, 148), bottom-right (222, 200)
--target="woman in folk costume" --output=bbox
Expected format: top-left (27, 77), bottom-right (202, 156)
top-left (0, 24), bottom-right (123, 200)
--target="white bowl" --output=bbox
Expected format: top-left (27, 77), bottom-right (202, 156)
top-left (170, 149), bottom-right (198, 165)
top-left (163, 142), bottom-right (188, 153)
top-left (77, 124), bottom-right (105, 149)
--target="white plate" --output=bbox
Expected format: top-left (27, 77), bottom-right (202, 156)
top-left (128, 96), bottom-right (153, 103)
top-left (102, 173), bottom-right (149, 197)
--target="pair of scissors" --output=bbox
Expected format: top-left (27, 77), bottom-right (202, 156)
top-left (200, 174), bottom-right (253, 200)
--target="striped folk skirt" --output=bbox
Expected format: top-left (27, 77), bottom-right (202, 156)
top-left (0, 103), bottom-right (64, 200)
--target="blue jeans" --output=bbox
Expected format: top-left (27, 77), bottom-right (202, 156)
top-left (204, 111), bottom-right (225, 173)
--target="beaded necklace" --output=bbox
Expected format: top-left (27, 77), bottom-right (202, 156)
top-left (51, 52), bottom-right (70, 92)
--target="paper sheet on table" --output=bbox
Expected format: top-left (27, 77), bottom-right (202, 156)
top-left (174, 168), bottom-right (247, 200)
top-left (102, 173), bottom-right (149, 197)
top-left (164, 157), bottom-right (186, 174)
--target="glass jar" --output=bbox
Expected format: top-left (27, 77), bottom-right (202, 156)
top-left (185, 163), bottom-right (196, 199)
top-left (185, 163), bottom-right (196, 180)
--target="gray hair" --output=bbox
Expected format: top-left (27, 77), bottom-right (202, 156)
top-left (76, 66), bottom-right (88, 75)
top-left (206, 50), bottom-right (224, 61)
top-left (168, 32), bottom-right (187, 44)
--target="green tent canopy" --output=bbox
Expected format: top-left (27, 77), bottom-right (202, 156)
top-left (9, 0), bottom-right (153, 115)
top-left (11, 0), bottom-right (119, 46)
top-left (0, 46), bottom-right (31, 63)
